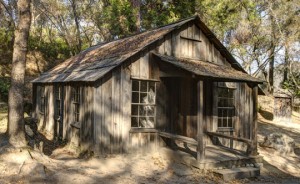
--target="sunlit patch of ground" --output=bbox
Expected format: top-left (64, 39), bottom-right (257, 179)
top-left (1, 101), bottom-right (300, 183)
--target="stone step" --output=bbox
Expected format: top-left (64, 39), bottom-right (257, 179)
top-left (213, 167), bottom-right (260, 181)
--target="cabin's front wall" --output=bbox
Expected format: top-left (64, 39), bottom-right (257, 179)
top-left (92, 20), bottom-right (258, 154)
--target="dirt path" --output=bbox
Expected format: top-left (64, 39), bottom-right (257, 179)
top-left (1, 108), bottom-right (300, 183)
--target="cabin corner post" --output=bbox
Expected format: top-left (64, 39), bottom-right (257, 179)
top-left (250, 85), bottom-right (258, 156)
top-left (197, 80), bottom-right (205, 161)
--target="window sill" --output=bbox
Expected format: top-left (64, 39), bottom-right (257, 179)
top-left (217, 127), bottom-right (234, 132)
top-left (130, 128), bottom-right (158, 133)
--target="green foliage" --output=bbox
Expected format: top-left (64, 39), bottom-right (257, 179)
top-left (0, 78), bottom-right (10, 102)
top-left (98, 0), bottom-right (138, 39)
top-left (28, 36), bottom-right (71, 61)
top-left (282, 74), bottom-right (300, 98)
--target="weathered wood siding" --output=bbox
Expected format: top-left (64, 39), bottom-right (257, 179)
top-left (157, 20), bottom-right (230, 66)
top-left (34, 84), bottom-right (55, 139)
top-left (94, 66), bottom-right (133, 153)
top-left (208, 82), bottom-right (256, 151)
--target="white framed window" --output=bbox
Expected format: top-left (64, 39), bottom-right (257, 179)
top-left (71, 86), bottom-right (80, 123)
top-left (217, 82), bottom-right (236, 129)
top-left (131, 80), bottom-right (156, 128)
top-left (55, 85), bottom-right (62, 119)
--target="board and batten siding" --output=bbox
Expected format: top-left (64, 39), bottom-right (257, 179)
top-left (156, 20), bottom-right (230, 67)
top-left (207, 82), bottom-right (256, 151)
top-left (34, 84), bottom-right (55, 140)
top-left (94, 66), bottom-right (132, 154)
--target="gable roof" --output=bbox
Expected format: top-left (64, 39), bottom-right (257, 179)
top-left (32, 15), bottom-right (259, 83)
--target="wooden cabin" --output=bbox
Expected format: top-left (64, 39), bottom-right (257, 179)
top-left (32, 15), bottom-right (262, 162)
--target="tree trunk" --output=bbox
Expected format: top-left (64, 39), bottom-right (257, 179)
top-left (268, 14), bottom-right (276, 95)
top-left (71, 0), bottom-right (82, 53)
top-left (283, 46), bottom-right (289, 83)
top-left (7, 0), bottom-right (31, 147)
top-left (130, 0), bottom-right (141, 32)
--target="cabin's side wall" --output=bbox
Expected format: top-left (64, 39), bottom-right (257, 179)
top-left (33, 84), bottom-right (55, 139)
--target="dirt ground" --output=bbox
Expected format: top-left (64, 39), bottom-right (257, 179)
top-left (0, 97), bottom-right (300, 184)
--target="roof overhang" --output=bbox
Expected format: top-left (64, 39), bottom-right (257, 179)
top-left (152, 52), bottom-right (264, 84)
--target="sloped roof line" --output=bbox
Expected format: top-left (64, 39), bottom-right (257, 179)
top-left (32, 15), bottom-right (254, 83)
top-left (152, 52), bottom-right (263, 83)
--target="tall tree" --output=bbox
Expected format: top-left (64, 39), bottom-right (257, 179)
top-left (7, 0), bottom-right (31, 147)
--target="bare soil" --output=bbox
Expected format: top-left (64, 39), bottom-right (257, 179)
top-left (0, 97), bottom-right (300, 184)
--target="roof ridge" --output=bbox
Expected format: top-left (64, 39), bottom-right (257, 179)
top-left (80, 15), bottom-right (197, 54)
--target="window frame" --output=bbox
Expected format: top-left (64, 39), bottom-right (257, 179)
top-left (216, 82), bottom-right (236, 130)
top-left (39, 86), bottom-right (45, 114)
top-left (131, 79), bottom-right (157, 129)
top-left (55, 85), bottom-right (63, 120)
top-left (71, 86), bottom-right (80, 123)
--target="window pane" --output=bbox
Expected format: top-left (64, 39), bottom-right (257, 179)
top-left (148, 90), bottom-right (155, 104)
top-left (228, 118), bottom-right (233, 127)
top-left (140, 81), bottom-right (147, 92)
top-left (146, 105), bottom-right (155, 116)
top-left (132, 92), bottom-right (139, 103)
top-left (218, 88), bottom-right (226, 97)
top-left (218, 109), bottom-right (222, 117)
top-left (228, 99), bottom-right (234, 107)
top-left (228, 89), bottom-right (233, 98)
top-left (131, 117), bottom-right (138, 127)
top-left (146, 117), bottom-right (155, 128)
top-left (131, 105), bottom-right (139, 115)
top-left (140, 93), bottom-right (148, 104)
top-left (218, 118), bottom-right (222, 127)
top-left (218, 99), bottom-right (223, 107)
top-left (139, 117), bottom-right (146, 127)
top-left (132, 80), bottom-right (139, 91)
top-left (223, 109), bottom-right (228, 117)
top-left (139, 117), bottom-right (154, 128)
top-left (139, 105), bottom-right (147, 116)
top-left (149, 82), bottom-right (155, 92)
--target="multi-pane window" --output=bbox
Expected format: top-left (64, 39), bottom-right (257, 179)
top-left (55, 85), bottom-right (62, 119)
top-left (217, 83), bottom-right (235, 128)
top-left (72, 86), bottom-right (80, 123)
top-left (40, 86), bottom-right (45, 114)
top-left (131, 80), bottom-right (156, 128)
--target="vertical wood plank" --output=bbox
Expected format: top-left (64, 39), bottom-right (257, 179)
top-left (139, 50), bottom-right (149, 79)
top-left (102, 75), bottom-right (112, 153)
top-left (188, 22), bottom-right (193, 58)
top-left (165, 34), bottom-right (172, 56)
top-left (172, 29), bottom-right (181, 57)
top-left (181, 25), bottom-right (187, 57)
top-left (121, 66), bottom-right (131, 152)
top-left (212, 82), bottom-right (218, 132)
top-left (249, 84), bottom-right (253, 140)
top-left (251, 85), bottom-right (258, 156)
top-left (131, 58), bottom-right (140, 78)
top-left (197, 80), bottom-right (205, 161)
top-left (240, 83), bottom-right (246, 139)
top-left (157, 38), bottom-right (165, 54)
